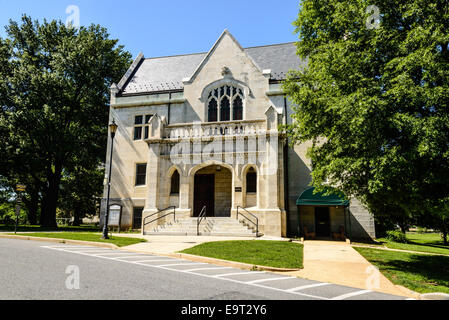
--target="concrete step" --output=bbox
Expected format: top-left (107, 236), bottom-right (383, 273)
top-left (146, 217), bottom-right (259, 237)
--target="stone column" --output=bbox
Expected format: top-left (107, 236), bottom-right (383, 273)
top-left (179, 173), bottom-right (190, 211)
top-left (264, 132), bottom-right (279, 209)
top-left (144, 143), bottom-right (160, 211)
top-left (234, 164), bottom-right (244, 209)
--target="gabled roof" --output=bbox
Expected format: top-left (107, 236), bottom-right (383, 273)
top-left (120, 35), bottom-right (306, 95)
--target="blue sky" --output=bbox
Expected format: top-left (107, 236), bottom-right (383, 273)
top-left (0, 0), bottom-right (301, 59)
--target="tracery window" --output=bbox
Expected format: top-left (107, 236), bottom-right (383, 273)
top-left (207, 85), bottom-right (244, 122)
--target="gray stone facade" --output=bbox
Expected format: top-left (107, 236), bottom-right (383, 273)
top-left (101, 30), bottom-right (376, 240)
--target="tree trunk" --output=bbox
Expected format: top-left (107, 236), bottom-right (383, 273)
top-left (40, 165), bottom-right (62, 228)
top-left (72, 205), bottom-right (82, 226)
top-left (443, 232), bottom-right (448, 246)
top-left (399, 222), bottom-right (407, 234)
top-left (24, 188), bottom-right (39, 225)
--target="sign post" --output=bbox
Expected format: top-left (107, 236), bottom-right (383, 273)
top-left (15, 185), bottom-right (26, 234)
top-left (108, 204), bottom-right (122, 233)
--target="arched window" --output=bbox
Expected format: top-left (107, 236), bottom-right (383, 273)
top-left (220, 96), bottom-right (230, 121)
top-left (206, 85), bottom-right (244, 122)
top-left (246, 168), bottom-right (257, 193)
top-left (170, 170), bottom-right (180, 195)
top-left (208, 98), bottom-right (218, 122)
top-left (233, 96), bottom-right (243, 121)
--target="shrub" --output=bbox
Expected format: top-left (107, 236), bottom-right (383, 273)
top-left (386, 230), bottom-right (408, 243)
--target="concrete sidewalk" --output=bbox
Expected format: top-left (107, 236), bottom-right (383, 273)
top-left (281, 240), bottom-right (418, 298)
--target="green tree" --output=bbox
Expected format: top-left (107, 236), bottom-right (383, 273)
top-left (59, 165), bottom-right (104, 226)
top-left (284, 1), bottom-right (449, 237)
top-left (0, 16), bottom-right (131, 227)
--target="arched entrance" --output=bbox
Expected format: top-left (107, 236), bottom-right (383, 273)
top-left (193, 165), bottom-right (232, 217)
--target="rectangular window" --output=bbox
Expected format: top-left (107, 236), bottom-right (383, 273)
top-left (133, 115), bottom-right (153, 141)
top-left (135, 115), bottom-right (143, 125)
top-left (133, 207), bottom-right (143, 229)
top-left (135, 163), bottom-right (147, 186)
top-left (134, 127), bottom-right (142, 140)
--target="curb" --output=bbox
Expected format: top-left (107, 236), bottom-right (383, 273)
top-left (119, 248), bottom-right (302, 272)
top-left (394, 285), bottom-right (421, 299)
top-left (420, 293), bottom-right (449, 300)
top-left (0, 234), bottom-right (119, 249)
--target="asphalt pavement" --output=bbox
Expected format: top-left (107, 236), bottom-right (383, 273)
top-left (0, 238), bottom-right (411, 300)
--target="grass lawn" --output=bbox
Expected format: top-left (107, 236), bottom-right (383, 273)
top-left (12, 232), bottom-right (147, 247)
top-left (354, 247), bottom-right (449, 294)
top-left (180, 240), bottom-right (303, 269)
top-left (0, 224), bottom-right (100, 233)
top-left (377, 232), bottom-right (449, 256)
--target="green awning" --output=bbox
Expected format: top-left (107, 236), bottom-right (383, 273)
top-left (296, 187), bottom-right (349, 207)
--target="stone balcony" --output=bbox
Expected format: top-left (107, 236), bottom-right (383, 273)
top-left (144, 106), bottom-right (282, 145)
top-left (165, 119), bottom-right (267, 141)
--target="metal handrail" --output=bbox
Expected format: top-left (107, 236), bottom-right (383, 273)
top-left (143, 206), bottom-right (176, 232)
top-left (197, 206), bottom-right (207, 236)
top-left (236, 206), bottom-right (259, 236)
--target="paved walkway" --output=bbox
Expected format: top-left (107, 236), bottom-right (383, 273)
top-left (281, 240), bottom-right (417, 298)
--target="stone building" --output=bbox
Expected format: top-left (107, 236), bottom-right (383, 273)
top-left (101, 30), bottom-right (376, 239)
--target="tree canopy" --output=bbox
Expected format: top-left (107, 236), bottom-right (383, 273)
top-left (284, 0), bottom-right (449, 241)
top-left (0, 16), bottom-right (132, 227)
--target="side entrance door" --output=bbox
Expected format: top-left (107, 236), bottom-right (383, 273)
top-left (194, 174), bottom-right (215, 217)
top-left (315, 207), bottom-right (330, 237)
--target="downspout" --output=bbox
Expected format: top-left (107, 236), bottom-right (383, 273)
top-left (283, 95), bottom-right (290, 237)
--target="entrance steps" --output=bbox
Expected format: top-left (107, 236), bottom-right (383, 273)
top-left (144, 217), bottom-right (261, 237)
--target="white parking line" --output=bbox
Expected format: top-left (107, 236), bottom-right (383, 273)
top-left (183, 266), bottom-right (234, 272)
top-left (46, 246), bottom-right (96, 249)
top-left (107, 255), bottom-right (149, 259)
top-left (245, 277), bottom-right (291, 284)
top-left (133, 259), bottom-right (176, 263)
top-left (70, 251), bottom-right (118, 255)
top-left (214, 271), bottom-right (264, 278)
top-left (91, 253), bottom-right (139, 257)
top-left (286, 283), bottom-right (331, 292)
top-left (40, 245), bottom-right (374, 301)
top-left (64, 249), bottom-right (113, 252)
top-left (157, 263), bottom-right (206, 267)
top-left (330, 290), bottom-right (372, 300)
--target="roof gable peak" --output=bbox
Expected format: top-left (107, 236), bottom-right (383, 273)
top-left (182, 29), bottom-right (263, 84)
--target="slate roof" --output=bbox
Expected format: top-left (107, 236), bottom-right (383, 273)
top-left (120, 42), bottom-right (305, 95)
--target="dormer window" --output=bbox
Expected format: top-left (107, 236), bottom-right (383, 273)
top-left (207, 85), bottom-right (244, 122)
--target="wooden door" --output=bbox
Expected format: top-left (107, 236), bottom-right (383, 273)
top-left (194, 174), bottom-right (215, 217)
top-left (315, 207), bottom-right (330, 237)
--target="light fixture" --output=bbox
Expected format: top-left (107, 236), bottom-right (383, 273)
top-left (109, 119), bottom-right (118, 137)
